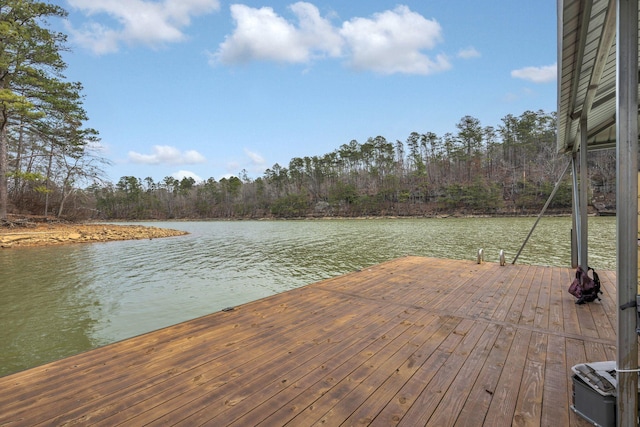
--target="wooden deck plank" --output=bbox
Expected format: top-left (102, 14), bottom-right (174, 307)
top-left (306, 317), bottom-right (473, 426)
top-left (548, 264), bottom-right (567, 332)
top-left (565, 338), bottom-right (590, 427)
top-left (394, 319), bottom-right (486, 427)
top-left (590, 298), bottom-right (615, 341)
top-left (68, 293), bottom-right (388, 426)
top-left (534, 266), bottom-right (552, 330)
top-left (2, 286), bottom-right (342, 407)
top-left (288, 319), bottom-right (479, 426)
top-left (336, 318), bottom-right (486, 427)
top-left (479, 262), bottom-right (524, 322)
top-left (169, 306), bottom-right (436, 426)
top-left (415, 320), bottom-right (492, 426)
top-left (513, 331), bottom-right (547, 426)
top-left (541, 334), bottom-right (570, 427)
top-left (424, 322), bottom-right (501, 427)
top-left (519, 265), bottom-right (543, 327)
top-left (81, 271), bottom-right (418, 426)
top-left (574, 302), bottom-right (600, 339)
top-left (483, 328), bottom-right (533, 426)
top-left (433, 264), bottom-right (497, 314)
top-left (22, 289), bottom-right (359, 425)
top-left (561, 268), bottom-right (582, 336)
top-left (224, 312), bottom-right (444, 427)
top-left (502, 265), bottom-right (534, 325)
top-left (456, 266), bottom-right (513, 321)
top-left (318, 317), bottom-right (460, 426)
top-left (474, 264), bottom-right (513, 320)
top-left (0, 256), bottom-right (616, 427)
top-left (454, 325), bottom-right (517, 427)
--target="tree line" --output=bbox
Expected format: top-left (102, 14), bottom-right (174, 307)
top-left (89, 110), bottom-right (616, 220)
top-left (0, 2), bottom-right (616, 222)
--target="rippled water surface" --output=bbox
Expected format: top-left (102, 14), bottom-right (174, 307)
top-left (0, 217), bottom-right (616, 376)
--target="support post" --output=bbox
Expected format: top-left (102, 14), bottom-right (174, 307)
top-left (571, 152), bottom-right (582, 267)
top-left (571, 155), bottom-right (579, 268)
top-left (616, 0), bottom-right (639, 425)
top-left (579, 116), bottom-right (589, 270)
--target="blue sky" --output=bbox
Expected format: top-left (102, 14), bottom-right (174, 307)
top-left (50, 0), bottom-right (557, 184)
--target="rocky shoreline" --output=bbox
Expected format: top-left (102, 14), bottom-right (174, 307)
top-left (0, 223), bottom-right (188, 248)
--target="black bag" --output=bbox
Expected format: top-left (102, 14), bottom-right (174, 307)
top-left (568, 266), bottom-right (602, 304)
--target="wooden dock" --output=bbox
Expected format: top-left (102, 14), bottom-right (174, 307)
top-left (0, 256), bottom-right (618, 426)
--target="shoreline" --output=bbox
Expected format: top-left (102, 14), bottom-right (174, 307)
top-left (0, 223), bottom-right (188, 248)
top-left (98, 211), bottom-right (578, 222)
top-left (0, 212), bottom-right (596, 248)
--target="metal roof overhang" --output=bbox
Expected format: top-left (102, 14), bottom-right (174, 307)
top-left (557, 1), bottom-right (639, 425)
top-left (557, 0), bottom-right (640, 153)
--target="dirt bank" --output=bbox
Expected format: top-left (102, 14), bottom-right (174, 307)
top-left (0, 223), bottom-right (188, 248)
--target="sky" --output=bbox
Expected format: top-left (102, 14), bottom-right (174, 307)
top-left (49, 0), bottom-right (558, 184)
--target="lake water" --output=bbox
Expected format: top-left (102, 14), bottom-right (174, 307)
top-left (0, 217), bottom-right (617, 377)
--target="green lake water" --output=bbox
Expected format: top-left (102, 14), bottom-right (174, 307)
top-left (0, 217), bottom-right (617, 377)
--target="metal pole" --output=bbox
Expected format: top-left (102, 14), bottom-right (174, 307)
top-left (579, 116), bottom-right (589, 271)
top-left (571, 154), bottom-right (582, 267)
top-left (512, 159), bottom-right (571, 264)
top-left (616, 0), bottom-right (638, 425)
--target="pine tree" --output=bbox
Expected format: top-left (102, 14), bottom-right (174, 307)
top-left (0, 1), bottom-right (93, 219)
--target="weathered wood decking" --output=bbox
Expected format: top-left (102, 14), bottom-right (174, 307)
top-left (0, 256), bottom-right (618, 426)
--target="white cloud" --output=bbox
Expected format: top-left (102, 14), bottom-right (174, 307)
top-left (214, 3), bottom-right (449, 75)
top-left (221, 149), bottom-right (267, 177)
top-left (244, 148), bottom-right (265, 166)
top-left (66, 0), bottom-right (220, 54)
top-left (511, 63), bottom-right (557, 83)
top-left (340, 5), bottom-right (450, 75)
top-left (128, 145), bottom-right (206, 165)
top-left (171, 170), bottom-right (203, 182)
top-left (215, 2), bottom-right (342, 64)
top-left (457, 47), bottom-right (481, 59)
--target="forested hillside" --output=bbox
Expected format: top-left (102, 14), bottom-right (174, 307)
top-left (84, 110), bottom-right (616, 220)
top-left (5, 105), bottom-right (616, 220)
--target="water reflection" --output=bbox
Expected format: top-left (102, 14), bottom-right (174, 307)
top-left (0, 246), bottom-right (97, 375)
top-left (0, 216), bottom-right (616, 376)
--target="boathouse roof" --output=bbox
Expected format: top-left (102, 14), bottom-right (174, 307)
top-left (557, 0), bottom-right (639, 153)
